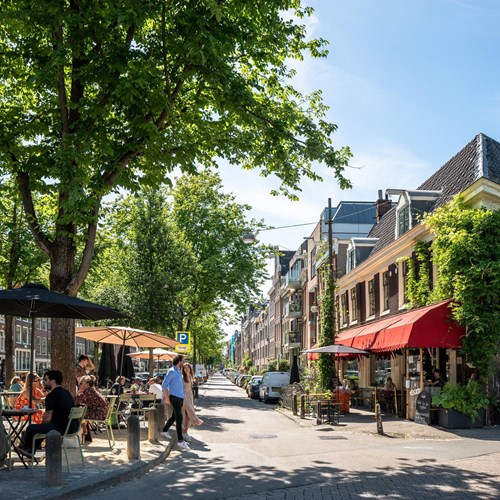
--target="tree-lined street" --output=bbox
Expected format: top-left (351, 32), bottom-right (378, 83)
top-left (88, 373), bottom-right (500, 499)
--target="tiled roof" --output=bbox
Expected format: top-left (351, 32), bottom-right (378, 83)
top-left (368, 133), bottom-right (500, 255)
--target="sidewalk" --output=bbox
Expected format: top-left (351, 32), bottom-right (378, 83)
top-left (1, 424), bottom-right (174, 500)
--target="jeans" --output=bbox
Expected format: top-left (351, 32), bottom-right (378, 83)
top-left (162, 395), bottom-right (184, 442)
top-left (24, 423), bottom-right (57, 450)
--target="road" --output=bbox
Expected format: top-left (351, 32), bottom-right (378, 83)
top-left (88, 373), bottom-right (500, 499)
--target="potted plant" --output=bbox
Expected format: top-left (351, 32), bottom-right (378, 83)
top-left (432, 381), bottom-right (490, 429)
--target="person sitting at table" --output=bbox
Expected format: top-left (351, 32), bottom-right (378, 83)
top-left (14, 374), bottom-right (45, 424)
top-left (18, 370), bottom-right (77, 458)
top-left (109, 375), bottom-right (126, 396)
top-left (147, 377), bottom-right (164, 404)
top-left (74, 375), bottom-right (109, 443)
top-left (76, 354), bottom-right (96, 387)
top-left (384, 377), bottom-right (396, 392)
top-left (8, 376), bottom-right (23, 407)
top-left (427, 368), bottom-right (445, 388)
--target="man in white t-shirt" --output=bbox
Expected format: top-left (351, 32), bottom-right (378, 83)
top-left (147, 377), bottom-right (164, 403)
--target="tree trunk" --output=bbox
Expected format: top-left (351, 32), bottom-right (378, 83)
top-left (4, 316), bottom-right (15, 388)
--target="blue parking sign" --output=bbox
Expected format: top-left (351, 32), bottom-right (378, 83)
top-left (176, 331), bottom-right (190, 346)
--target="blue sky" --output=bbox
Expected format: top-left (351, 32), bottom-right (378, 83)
top-left (219, 0), bottom-right (500, 252)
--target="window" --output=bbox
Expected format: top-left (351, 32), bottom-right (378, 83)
top-left (382, 271), bottom-right (390, 311)
top-left (22, 326), bottom-right (29, 345)
top-left (341, 293), bottom-right (349, 326)
top-left (36, 336), bottom-right (42, 355)
top-left (0, 330), bottom-right (4, 351)
top-left (368, 279), bottom-right (376, 317)
top-left (16, 325), bottom-right (22, 344)
top-left (402, 260), bottom-right (409, 305)
top-left (42, 337), bottom-right (48, 356)
top-left (347, 249), bottom-right (355, 273)
top-left (335, 296), bottom-right (341, 330)
top-left (350, 288), bottom-right (358, 322)
top-left (398, 205), bottom-right (410, 236)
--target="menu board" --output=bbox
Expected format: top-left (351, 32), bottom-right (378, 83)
top-left (414, 390), bottom-right (431, 425)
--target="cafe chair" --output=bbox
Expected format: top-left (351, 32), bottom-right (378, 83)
top-left (86, 396), bottom-right (117, 449)
top-left (31, 405), bottom-right (87, 472)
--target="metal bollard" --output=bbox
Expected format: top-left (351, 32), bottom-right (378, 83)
top-left (148, 408), bottom-right (159, 443)
top-left (127, 415), bottom-right (140, 460)
top-left (375, 403), bottom-right (384, 435)
top-left (300, 395), bottom-right (305, 419)
top-left (46, 430), bottom-right (63, 487)
top-left (156, 402), bottom-right (166, 432)
top-left (292, 394), bottom-right (298, 416)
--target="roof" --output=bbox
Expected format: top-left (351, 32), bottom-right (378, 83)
top-left (332, 201), bottom-right (377, 225)
top-left (368, 133), bottom-right (500, 255)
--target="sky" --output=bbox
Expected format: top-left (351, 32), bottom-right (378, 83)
top-left (220, 0), bottom-right (500, 333)
top-left (219, 0), bottom-right (500, 251)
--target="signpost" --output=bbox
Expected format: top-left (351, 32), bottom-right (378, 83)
top-left (175, 331), bottom-right (191, 354)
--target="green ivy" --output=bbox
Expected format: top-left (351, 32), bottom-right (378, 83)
top-left (405, 241), bottom-right (432, 308)
top-left (424, 197), bottom-right (500, 377)
top-left (318, 264), bottom-right (336, 390)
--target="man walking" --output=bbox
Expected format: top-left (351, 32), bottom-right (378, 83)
top-left (161, 355), bottom-right (189, 451)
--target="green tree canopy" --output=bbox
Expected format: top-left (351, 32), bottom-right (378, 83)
top-left (0, 0), bottom-right (351, 383)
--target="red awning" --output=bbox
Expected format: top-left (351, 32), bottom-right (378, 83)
top-left (335, 300), bottom-right (465, 353)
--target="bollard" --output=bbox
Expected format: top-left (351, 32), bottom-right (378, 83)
top-left (375, 403), bottom-right (384, 435)
top-left (156, 402), bottom-right (166, 432)
top-left (300, 395), bottom-right (305, 419)
top-left (46, 430), bottom-right (63, 487)
top-left (292, 394), bottom-right (298, 416)
top-left (148, 408), bottom-right (159, 443)
top-left (127, 415), bottom-right (140, 460)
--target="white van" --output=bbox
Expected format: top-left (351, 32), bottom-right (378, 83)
top-left (258, 371), bottom-right (290, 403)
top-left (195, 364), bottom-right (208, 383)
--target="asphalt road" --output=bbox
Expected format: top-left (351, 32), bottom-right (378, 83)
top-left (88, 374), bottom-right (500, 499)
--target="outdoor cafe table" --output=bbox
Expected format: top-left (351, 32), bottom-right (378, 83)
top-left (1, 408), bottom-right (40, 468)
top-left (1, 391), bottom-right (21, 409)
top-left (313, 399), bottom-right (341, 425)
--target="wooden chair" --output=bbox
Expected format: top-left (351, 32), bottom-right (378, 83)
top-left (31, 405), bottom-right (87, 472)
top-left (85, 396), bottom-right (117, 448)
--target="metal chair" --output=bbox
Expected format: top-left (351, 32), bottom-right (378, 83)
top-left (129, 394), bottom-right (156, 427)
top-left (31, 405), bottom-right (87, 472)
top-left (85, 396), bottom-right (117, 449)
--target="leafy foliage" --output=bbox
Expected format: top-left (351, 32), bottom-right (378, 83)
top-left (424, 198), bottom-right (500, 377)
top-left (318, 264), bottom-right (336, 390)
top-left (405, 241), bottom-right (432, 308)
top-left (432, 380), bottom-right (491, 420)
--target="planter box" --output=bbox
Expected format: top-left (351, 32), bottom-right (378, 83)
top-left (438, 408), bottom-right (486, 429)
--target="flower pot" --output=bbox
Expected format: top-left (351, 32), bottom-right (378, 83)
top-left (438, 408), bottom-right (486, 429)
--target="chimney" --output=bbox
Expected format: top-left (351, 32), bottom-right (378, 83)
top-left (376, 190), bottom-right (391, 223)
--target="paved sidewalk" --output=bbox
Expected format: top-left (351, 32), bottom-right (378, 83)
top-left (1, 424), bottom-right (174, 500)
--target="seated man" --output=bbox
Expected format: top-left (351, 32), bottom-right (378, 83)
top-left (19, 370), bottom-right (77, 457)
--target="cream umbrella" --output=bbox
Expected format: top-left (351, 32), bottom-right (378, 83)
top-left (75, 326), bottom-right (178, 377)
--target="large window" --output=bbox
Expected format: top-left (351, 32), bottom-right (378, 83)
top-left (22, 326), bottom-right (29, 345)
top-left (368, 279), bottom-right (376, 317)
top-left (350, 288), bottom-right (358, 322)
top-left (347, 248), bottom-right (355, 273)
top-left (16, 325), bottom-right (22, 344)
top-left (382, 271), bottom-right (390, 311)
top-left (402, 260), bottom-right (409, 305)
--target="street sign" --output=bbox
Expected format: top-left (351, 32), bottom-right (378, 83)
top-left (175, 345), bottom-right (189, 354)
top-left (176, 331), bottom-right (191, 346)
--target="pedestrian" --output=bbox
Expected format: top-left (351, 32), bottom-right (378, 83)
top-left (76, 354), bottom-right (95, 386)
top-left (181, 362), bottom-right (203, 442)
top-left (161, 355), bottom-right (189, 451)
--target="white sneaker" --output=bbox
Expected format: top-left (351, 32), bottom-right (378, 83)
top-left (161, 431), bottom-right (171, 439)
top-left (177, 440), bottom-right (190, 451)
top-left (183, 433), bottom-right (192, 442)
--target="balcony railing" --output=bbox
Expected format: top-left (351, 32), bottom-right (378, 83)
top-left (284, 301), bottom-right (302, 318)
top-left (285, 331), bottom-right (301, 348)
top-left (282, 269), bottom-right (301, 290)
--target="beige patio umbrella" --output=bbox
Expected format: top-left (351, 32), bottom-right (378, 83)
top-left (75, 326), bottom-right (178, 377)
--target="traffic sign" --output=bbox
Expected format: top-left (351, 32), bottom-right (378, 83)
top-left (175, 345), bottom-right (189, 354)
top-left (176, 331), bottom-right (191, 346)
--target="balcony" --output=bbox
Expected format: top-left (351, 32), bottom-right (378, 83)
top-left (284, 300), bottom-right (302, 319)
top-left (285, 331), bottom-right (301, 349)
top-left (282, 269), bottom-right (301, 290)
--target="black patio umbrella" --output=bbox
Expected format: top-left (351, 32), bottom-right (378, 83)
top-left (0, 283), bottom-right (127, 406)
top-left (98, 343), bottom-right (117, 388)
top-left (290, 354), bottom-right (300, 384)
top-left (117, 345), bottom-right (135, 381)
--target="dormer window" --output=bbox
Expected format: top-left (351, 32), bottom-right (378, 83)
top-left (387, 189), bottom-right (441, 238)
top-left (345, 238), bottom-right (379, 273)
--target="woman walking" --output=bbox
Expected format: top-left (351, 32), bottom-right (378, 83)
top-left (181, 362), bottom-right (203, 441)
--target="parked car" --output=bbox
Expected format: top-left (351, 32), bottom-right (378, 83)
top-left (259, 371), bottom-right (290, 403)
top-left (237, 374), bottom-right (251, 387)
top-left (247, 376), bottom-right (263, 399)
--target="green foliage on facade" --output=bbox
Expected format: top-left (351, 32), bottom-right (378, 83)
top-left (318, 264), bottom-right (336, 390)
top-left (405, 240), bottom-right (432, 308)
top-left (424, 198), bottom-right (500, 377)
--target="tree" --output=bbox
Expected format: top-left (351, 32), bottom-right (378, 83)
top-left (0, 179), bottom-right (48, 385)
top-left (318, 264), bottom-right (336, 391)
top-left (0, 1), bottom-right (351, 382)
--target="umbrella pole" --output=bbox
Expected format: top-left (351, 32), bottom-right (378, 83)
top-left (119, 340), bottom-right (125, 379)
top-left (29, 316), bottom-right (36, 412)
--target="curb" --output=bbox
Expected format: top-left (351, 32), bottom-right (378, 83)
top-left (44, 438), bottom-right (176, 500)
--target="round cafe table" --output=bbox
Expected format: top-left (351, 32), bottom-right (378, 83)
top-left (1, 408), bottom-right (40, 468)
